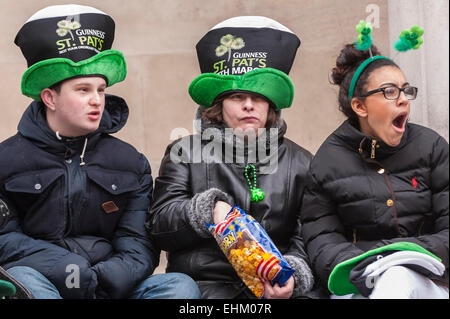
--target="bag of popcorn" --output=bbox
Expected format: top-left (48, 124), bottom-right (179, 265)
top-left (207, 205), bottom-right (294, 298)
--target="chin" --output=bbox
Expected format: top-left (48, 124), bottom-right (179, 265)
top-left (235, 126), bottom-right (258, 133)
top-left (82, 125), bottom-right (100, 135)
top-left (384, 135), bottom-right (403, 147)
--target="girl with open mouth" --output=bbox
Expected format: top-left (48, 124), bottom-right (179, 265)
top-left (300, 42), bottom-right (449, 299)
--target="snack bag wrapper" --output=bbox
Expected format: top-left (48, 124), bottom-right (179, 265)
top-left (207, 205), bottom-right (295, 298)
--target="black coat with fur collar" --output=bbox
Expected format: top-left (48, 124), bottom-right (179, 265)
top-left (149, 111), bottom-right (318, 298)
top-left (300, 120), bottom-right (449, 293)
top-left (0, 95), bottom-right (157, 299)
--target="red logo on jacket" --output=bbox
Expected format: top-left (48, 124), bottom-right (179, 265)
top-left (412, 177), bottom-right (418, 189)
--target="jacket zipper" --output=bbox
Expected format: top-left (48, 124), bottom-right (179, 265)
top-left (359, 137), bottom-right (403, 238)
top-left (64, 154), bottom-right (73, 237)
top-left (371, 139), bottom-right (377, 159)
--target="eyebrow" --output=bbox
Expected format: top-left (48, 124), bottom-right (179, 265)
top-left (380, 82), bottom-right (410, 87)
top-left (73, 83), bottom-right (107, 88)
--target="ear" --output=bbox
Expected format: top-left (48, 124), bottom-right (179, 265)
top-left (350, 97), bottom-right (368, 118)
top-left (40, 88), bottom-right (57, 111)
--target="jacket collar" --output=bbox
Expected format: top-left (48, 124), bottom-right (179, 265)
top-left (193, 107), bottom-right (287, 166)
top-left (333, 119), bottom-right (409, 161)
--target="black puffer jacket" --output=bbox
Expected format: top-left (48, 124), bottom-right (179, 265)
top-left (149, 112), bottom-right (316, 298)
top-left (301, 120), bottom-right (449, 293)
top-left (0, 95), bottom-right (158, 299)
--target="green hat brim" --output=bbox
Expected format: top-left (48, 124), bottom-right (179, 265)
top-left (21, 49), bottom-right (127, 101)
top-left (0, 279), bottom-right (16, 298)
top-left (328, 241), bottom-right (441, 296)
top-left (188, 68), bottom-right (294, 110)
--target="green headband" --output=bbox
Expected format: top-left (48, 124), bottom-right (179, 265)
top-left (348, 55), bottom-right (391, 100)
top-left (348, 20), bottom-right (423, 101)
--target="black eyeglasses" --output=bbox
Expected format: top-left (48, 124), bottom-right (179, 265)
top-left (360, 85), bottom-right (418, 100)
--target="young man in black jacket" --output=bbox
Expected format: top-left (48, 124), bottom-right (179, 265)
top-left (0, 4), bottom-right (200, 299)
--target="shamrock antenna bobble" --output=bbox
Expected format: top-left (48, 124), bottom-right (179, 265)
top-left (355, 20), bottom-right (373, 51)
top-left (394, 25), bottom-right (424, 52)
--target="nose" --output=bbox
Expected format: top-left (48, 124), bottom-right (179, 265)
top-left (90, 92), bottom-right (102, 106)
top-left (397, 89), bottom-right (409, 106)
top-left (242, 97), bottom-right (254, 111)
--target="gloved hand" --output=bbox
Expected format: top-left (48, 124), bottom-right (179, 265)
top-left (349, 252), bottom-right (393, 297)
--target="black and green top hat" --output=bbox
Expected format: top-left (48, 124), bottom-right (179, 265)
top-left (189, 16), bottom-right (300, 110)
top-left (15, 4), bottom-right (127, 101)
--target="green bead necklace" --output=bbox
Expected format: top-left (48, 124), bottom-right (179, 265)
top-left (244, 164), bottom-right (264, 202)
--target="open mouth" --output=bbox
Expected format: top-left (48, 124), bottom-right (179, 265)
top-left (392, 112), bottom-right (408, 132)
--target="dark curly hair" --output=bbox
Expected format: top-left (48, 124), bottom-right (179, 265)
top-left (330, 44), bottom-right (399, 126)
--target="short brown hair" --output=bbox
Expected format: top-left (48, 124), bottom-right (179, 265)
top-left (201, 94), bottom-right (278, 128)
top-left (48, 80), bottom-right (63, 94)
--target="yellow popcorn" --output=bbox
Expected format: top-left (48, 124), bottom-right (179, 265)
top-left (208, 206), bottom-right (294, 298)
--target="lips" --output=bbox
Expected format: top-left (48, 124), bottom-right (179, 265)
top-left (392, 111), bottom-right (408, 133)
top-left (88, 110), bottom-right (101, 121)
top-left (240, 116), bottom-right (259, 122)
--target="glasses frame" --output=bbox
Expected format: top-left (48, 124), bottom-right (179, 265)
top-left (359, 85), bottom-right (418, 100)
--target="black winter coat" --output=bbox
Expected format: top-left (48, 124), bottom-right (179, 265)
top-left (149, 115), bottom-right (316, 298)
top-left (0, 95), bottom-right (158, 299)
top-left (300, 120), bottom-right (449, 293)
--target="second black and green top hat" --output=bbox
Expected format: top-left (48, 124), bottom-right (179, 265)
top-left (189, 16), bottom-right (301, 110)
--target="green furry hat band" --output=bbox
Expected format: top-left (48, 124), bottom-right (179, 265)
top-left (189, 67), bottom-right (294, 110)
top-left (21, 49), bottom-right (126, 101)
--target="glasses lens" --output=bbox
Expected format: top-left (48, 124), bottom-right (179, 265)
top-left (404, 87), bottom-right (417, 100)
top-left (383, 87), bottom-right (399, 99)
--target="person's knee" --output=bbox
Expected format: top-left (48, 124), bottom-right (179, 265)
top-left (7, 266), bottom-right (42, 281)
top-left (6, 265), bottom-right (61, 299)
top-left (164, 273), bottom-right (201, 299)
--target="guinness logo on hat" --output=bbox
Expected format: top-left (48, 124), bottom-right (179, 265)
top-left (15, 5), bottom-right (115, 66)
top-left (196, 16), bottom-right (300, 76)
top-left (15, 5), bottom-right (126, 101)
